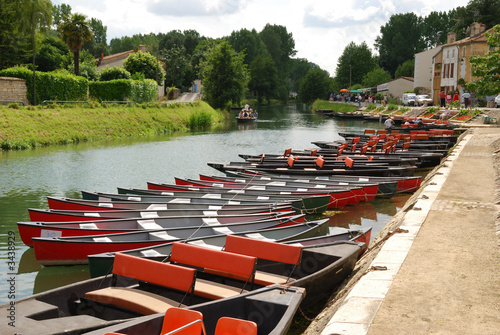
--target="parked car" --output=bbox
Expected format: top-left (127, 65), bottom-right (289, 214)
top-left (495, 94), bottom-right (500, 108)
top-left (402, 93), bottom-right (417, 106)
top-left (416, 95), bottom-right (433, 106)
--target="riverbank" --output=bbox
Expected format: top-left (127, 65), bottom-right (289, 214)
top-left (0, 100), bottom-right (225, 150)
top-left (305, 127), bottom-right (500, 334)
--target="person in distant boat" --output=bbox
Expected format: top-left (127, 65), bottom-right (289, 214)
top-left (416, 118), bottom-right (424, 127)
top-left (243, 110), bottom-right (249, 118)
top-left (253, 110), bottom-right (258, 118)
top-left (244, 102), bottom-right (250, 111)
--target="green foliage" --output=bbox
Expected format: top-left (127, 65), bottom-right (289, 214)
top-left (298, 68), bottom-right (332, 103)
top-left (200, 41), bottom-right (249, 109)
top-left (395, 59), bottom-right (415, 78)
top-left (124, 51), bottom-right (165, 85)
top-left (59, 13), bottom-right (93, 76)
top-left (36, 36), bottom-right (70, 72)
top-left (386, 104), bottom-right (398, 111)
top-left (312, 100), bottom-right (358, 113)
top-left (249, 54), bottom-right (279, 104)
top-left (187, 110), bottom-right (212, 129)
top-left (99, 67), bottom-right (131, 81)
top-left (335, 42), bottom-right (377, 89)
top-left (159, 46), bottom-right (195, 90)
top-left (362, 66), bottom-right (392, 88)
top-left (467, 24), bottom-right (500, 96)
top-left (375, 13), bottom-right (426, 76)
top-left (0, 66), bottom-right (88, 104)
top-left (89, 79), bottom-right (157, 103)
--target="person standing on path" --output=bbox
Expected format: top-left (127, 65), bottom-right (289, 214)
top-left (439, 91), bottom-right (446, 107)
top-left (462, 91), bottom-right (471, 109)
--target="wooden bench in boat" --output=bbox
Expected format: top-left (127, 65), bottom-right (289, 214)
top-left (223, 235), bottom-right (303, 286)
top-left (170, 241), bottom-right (257, 300)
top-left (85, 253), bottom-right (196, 315)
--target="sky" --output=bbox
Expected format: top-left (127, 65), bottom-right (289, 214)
top-left (53, 0), bottom-right (470, 76)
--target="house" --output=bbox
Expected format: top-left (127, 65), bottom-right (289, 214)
top-left (96, 45), bottom-right (165, 100)
top-left (377, 77), bottom-right (414, 103)
top-left (414, 46), bottom-right (440, 92)
top-left (96, 45), bottom-right (147, 70)
top-left (431, 23), bottom-right (491, 105)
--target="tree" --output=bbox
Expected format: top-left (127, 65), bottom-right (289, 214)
top-left (36, 36), bottom-right (69, 72)
top-left (259, 24), bottom-right (296, 79)
top-left (362, 66), bottom-right (392, 88)
top-left (83, 18), bottom-right (109, 58)
top-left (123, 51), bottom-right (165, 85)
top-left (59, 13), bottom-right (93, 76)
top-left (159, 46), bottom-right (194, 90)
top-left (248, 54), bottom-right (279, 104)
top-left (200, 41), bottom-right (249, 109)
top-left (375, 13), bottom-right (426, 76)
top-left (421, 10), bottom-right (456, 48)
top-left (453, 0), bottom-right (500, 39)
top-left (395, 59), bottom-right (415, 78)
top-left (227, 28), bottom-right (268, 66)
top-left (298, 68), bottom-right (333, 103)
top-left (0, 0), bottom-right (52, 70)
top-left (99, 67), bottom-right (131, 81)
top-left (335, 42), bottom-right (377, 89)
top-left (467, 24), bottom-right (500, 96)
top-left (52, 3), bottom-right (72, 29)
top-left (289, 58), bottom-right (318, 94)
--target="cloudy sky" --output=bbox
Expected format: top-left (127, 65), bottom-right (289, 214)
top-left (54, 0), bottom-right (469, 76)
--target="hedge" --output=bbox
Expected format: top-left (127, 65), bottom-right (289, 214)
top-left (0, 67), bottom-right (88, 104)
top-left (89, 79), bottom-right (157, 103)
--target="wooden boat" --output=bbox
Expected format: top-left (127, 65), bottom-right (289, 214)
top-left (198, 172), bottom-right (397, 198)
top-left (173, 176), bottom-right (379, 203)
top-left (87, 226), bottom-right (372, 278)
top-left (28, 207), bottom-right (296, 222)
top-left (18, 214), bottom-right (305, 247)
top-left (83, 285), bottom-right (304, 335)
top-left (208, 161), bottom-right (417, 177)
top-left (224, 170), bottom-right (422, 193)
top-left (0, 254), bottom-right (304, 335)
top-left (82, 190), bottom-right (332, 214)
top-left (146, 180), bottom-right (360, 208)
top-left (235, 116), bottom-right (257, 122)
top-left (32, 217), bottom-right (324, 266)
top-left (46, 196), bottom-right (292, 212)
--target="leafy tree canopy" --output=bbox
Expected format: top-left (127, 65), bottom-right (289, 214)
top-left (58, 12), bottom-right (93, 75)
top-left (335, 41), bottom-right (377, 89)
top-left (362, 66), bottom-right (392, 88)
top-left (394, 59), bottom-right (415, 78)
top-left (123, 51), bottom-right (166, 85)
top-left (248, 54), bottom-right (279, 104)
top-left (298, 68), bottom-right (333, 103)
top-left (467, 24), bottom-right (500, 96)
top-left (200, 40), bottom-right (249, 109)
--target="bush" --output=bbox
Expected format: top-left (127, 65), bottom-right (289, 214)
top-left (99, 67), bottom-right (131, 81)
top-left (89, 79), bottom-right (157, 103)
top-left (0, 66), bottom-right (88, 104)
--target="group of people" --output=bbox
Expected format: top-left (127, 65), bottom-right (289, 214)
top-left (438, 90), bottom-right (473, 108)
top-left (238, 103), bottom-right (258, 119)
top-left (385, 116), bottom-right (425, 130)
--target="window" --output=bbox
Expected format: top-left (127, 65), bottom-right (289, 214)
top-left (450, 63), bottom-right (454, 78)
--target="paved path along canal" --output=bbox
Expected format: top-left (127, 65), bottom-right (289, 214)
top-left (307, 127), bottom-right (500, 335)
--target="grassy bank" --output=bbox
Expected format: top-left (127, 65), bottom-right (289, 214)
top-left (0, 101), bottom-right (226, 150)
top-left (312, 100), bottom-right (359, 113)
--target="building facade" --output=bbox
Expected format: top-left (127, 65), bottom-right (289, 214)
top-left (431, 23), bottom-right (491, 105)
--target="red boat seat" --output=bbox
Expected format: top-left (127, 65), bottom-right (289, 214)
top-left (170, 242), bottom-right (257, 300)
top-left (161, 307), bottom-right (205, 335)
top-left (85, 253), bottom-right (196, 315)
top-left (224, 235), bottom-right (302, 286)
top-left (215, 317), bottom-right (257, 335)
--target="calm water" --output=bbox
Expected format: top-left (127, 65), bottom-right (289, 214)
top-left (0, 103), bottom-right (411, 304)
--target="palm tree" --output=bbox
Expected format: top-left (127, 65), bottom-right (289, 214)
top-left (58, 13), bottom-right (92, 76)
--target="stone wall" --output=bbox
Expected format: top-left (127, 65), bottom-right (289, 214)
top-left (0, 77), bottom-right (29, 105)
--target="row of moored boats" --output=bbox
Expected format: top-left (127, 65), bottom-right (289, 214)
top-left (4, 128), bottom-right (459, 335)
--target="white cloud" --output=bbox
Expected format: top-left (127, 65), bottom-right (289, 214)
top-left (53, 0), bottom-right (469, 77)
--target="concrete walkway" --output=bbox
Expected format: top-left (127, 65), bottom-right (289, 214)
top-left (308, 127), bottom-right (500, 335)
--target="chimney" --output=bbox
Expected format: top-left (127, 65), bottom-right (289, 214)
top-left (447, 32), bottom-right (456, 44)
top-left (470, 22), bottom-right (486, 37)
top-left (139, 45), bottom-right (147, 53)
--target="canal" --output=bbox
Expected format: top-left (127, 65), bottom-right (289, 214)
top-left (0, 103), bottom-right (412, 304)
